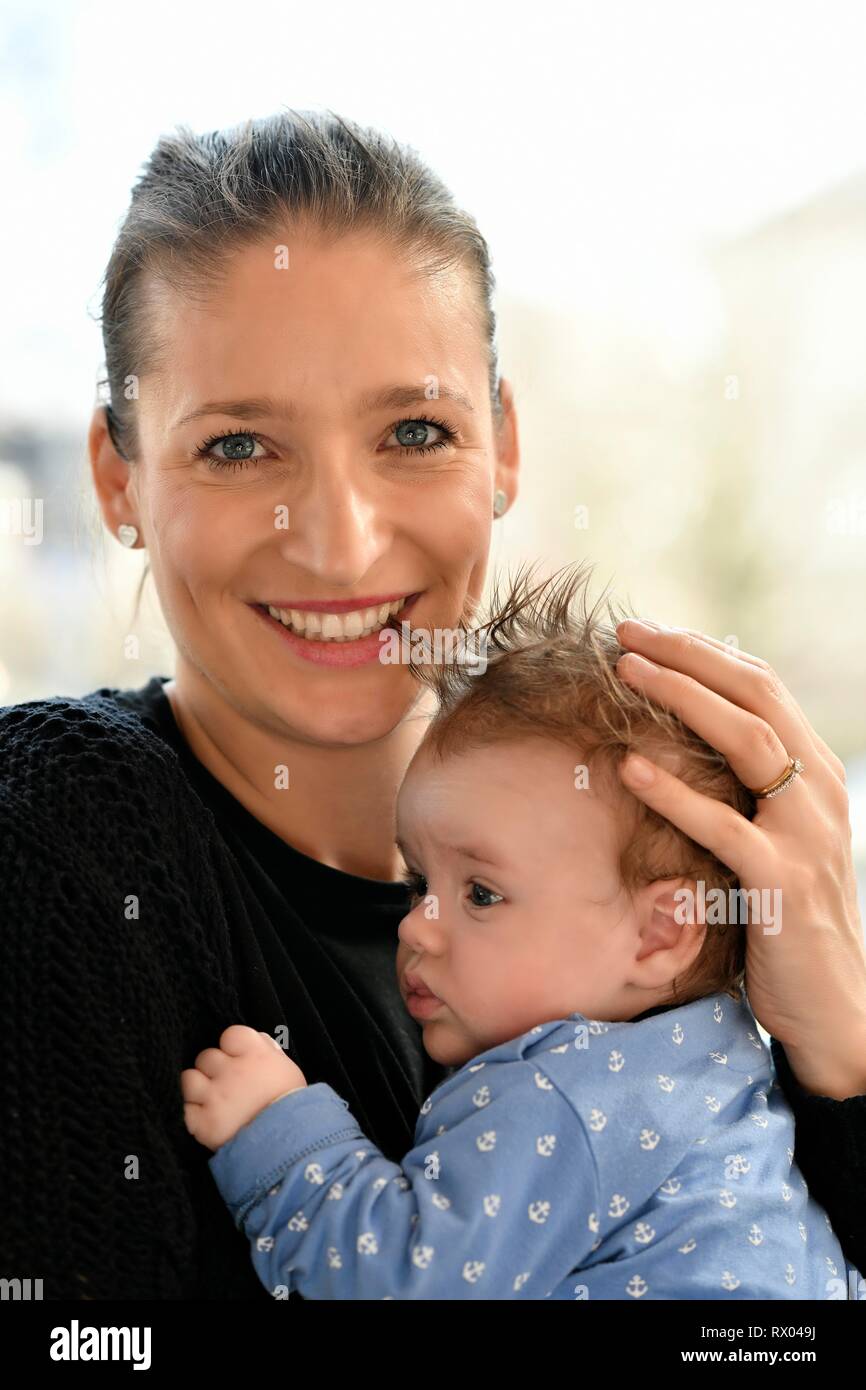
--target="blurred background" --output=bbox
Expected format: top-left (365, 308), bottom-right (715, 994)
top-left (0, 0), bottom-right (863, 915)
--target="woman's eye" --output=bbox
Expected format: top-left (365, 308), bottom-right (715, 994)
top-left (387, 416), bottom-right (457, 456)
top-left (194, 431), bottom-right (269, 472)
top-left (469, 882), bottom-right (503, 908)
top-left (194, 417), bottom-right (457, 471)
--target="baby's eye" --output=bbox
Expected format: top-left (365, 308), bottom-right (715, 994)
top-left (401, 870), bottom-right (427, 900)
top-left (468, 882), bottom-right (503, 908)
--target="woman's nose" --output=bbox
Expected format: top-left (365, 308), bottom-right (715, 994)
top-left (276, 458), bottom-right (391, 580)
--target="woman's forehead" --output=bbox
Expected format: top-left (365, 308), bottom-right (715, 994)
top-left (147, 230), bottom-right (479, 332)
top-left (139, 241), bottom-right (486, 425)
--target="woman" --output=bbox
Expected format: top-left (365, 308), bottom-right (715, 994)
top-left (1, 109), bottom-right (864, 1301)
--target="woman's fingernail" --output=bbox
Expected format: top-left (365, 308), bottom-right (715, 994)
top-left (618, 652), bottom-right (659, 675)
top-left (618, 619), bottom-right (658, 636)
top-left (622, 754), bottom-right (656, 786)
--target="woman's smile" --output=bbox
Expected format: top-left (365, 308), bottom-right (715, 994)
top-left (248, 591), bottom-right (423, 667)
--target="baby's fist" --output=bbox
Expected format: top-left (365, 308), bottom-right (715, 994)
top-left (181, 1024), bottom-right (307, 1151)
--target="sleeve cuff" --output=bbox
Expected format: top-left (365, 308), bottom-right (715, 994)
top-left (208, 1080), bottom-right (363, 1223)
top-left (771, 1036), bottom-right (866, 1110)
top-left (770, 1035), bottom-right (866, 1273)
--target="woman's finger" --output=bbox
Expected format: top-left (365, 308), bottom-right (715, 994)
top-left (618, 753), bottom-right (769, 876)
top-left (628, 621), bottom-right (846, 782)
top-left (615, 621), bottom-right (835, 792)
top-left (616, 650), bottom-right (815, 805)
top-left (632, 620), bottom-right (769, 667)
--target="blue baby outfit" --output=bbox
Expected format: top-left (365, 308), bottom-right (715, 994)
top-left (210, 990), bottom-right (860, 1299)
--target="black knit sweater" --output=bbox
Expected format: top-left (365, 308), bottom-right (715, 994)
top-left (1, 676), bottom-right (864, 1298)
top-left (0, 677), bottom-right (445, 1299)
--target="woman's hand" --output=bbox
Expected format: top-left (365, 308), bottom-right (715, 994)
top-left (182, 1025), bottom-right (308, 1151)
top-left (615, 620), bottom-right (866, 1100)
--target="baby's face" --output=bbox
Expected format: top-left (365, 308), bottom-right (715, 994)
top-left (395, 737), bottom-right (643, 1067)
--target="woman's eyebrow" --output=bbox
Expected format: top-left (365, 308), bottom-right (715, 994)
top-left (362, 384), bottom-right (475, 414)
top-left (173, 384), bottom-right (474, 429)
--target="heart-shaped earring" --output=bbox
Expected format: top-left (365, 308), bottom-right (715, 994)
top-left (118, 524), bottom-right (139, 548)
top-left (493, 489), bottom-right (507, 518)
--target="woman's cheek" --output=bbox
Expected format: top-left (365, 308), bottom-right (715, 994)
top-left (435, 472), bottom-right (494, 549)
top-left (141, 488), bottom-right (248, 644)
top-left (417, 479), bottom-right (494, 606)
top-left (158, 486), bottom-right (257, 580)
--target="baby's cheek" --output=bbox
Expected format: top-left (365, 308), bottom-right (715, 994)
top-left (424, 1015), bottom-right (475, 1068)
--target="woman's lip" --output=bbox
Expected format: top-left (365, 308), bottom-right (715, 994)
top-left (256, 591), bottom-right (419, 613)
top-left (248, 591), bottom-right (422, 668)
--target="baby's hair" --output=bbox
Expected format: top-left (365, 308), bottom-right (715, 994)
top-left (407, 560), bottom-right (757, 1007)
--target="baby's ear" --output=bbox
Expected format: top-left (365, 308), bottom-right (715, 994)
top-left (629, 876), bottom-right (706, 985)
top-left (649, 876), bottom-right (705, 928)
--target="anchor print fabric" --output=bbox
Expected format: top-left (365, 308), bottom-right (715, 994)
top-left (209, 990), bottom-right (860, 1299)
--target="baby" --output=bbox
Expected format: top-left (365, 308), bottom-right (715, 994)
top-left (182, 563), bottom-right (858, 1300)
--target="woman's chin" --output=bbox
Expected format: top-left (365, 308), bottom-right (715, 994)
top-left (235, 663), bottom-right (424, 745)
top-left (271, 696), bottom-right (421, 748)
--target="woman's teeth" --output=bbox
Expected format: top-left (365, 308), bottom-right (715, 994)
top-left (265, 597), bottom-right (409, 642)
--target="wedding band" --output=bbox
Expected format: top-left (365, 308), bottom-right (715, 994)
top-left (750, 756), bottom-right (805, 799)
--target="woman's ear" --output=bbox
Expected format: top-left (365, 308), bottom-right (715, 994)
top-left (88, 404), bottom-right (140, 537)
top-left (493, 376), bottom-right (520, 512)
top-left (627, 875), bottom-right (706, 989)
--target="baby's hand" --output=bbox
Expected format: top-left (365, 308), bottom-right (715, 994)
top-left (181, 1025), bottom-right (308, 1151)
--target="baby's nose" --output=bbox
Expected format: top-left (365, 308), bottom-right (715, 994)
top-left (398, 897), bottom-right (441, 946)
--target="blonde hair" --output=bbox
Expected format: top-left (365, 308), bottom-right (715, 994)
top-left (407, 561), bottom-right (756, 1006)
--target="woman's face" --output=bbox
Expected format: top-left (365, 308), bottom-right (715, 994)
top-left (107, 229), bottom-right (518, 745)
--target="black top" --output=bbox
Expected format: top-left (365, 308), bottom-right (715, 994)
top-left (110, 674), bottom-right (448, 1149)
top-left (0, 674), bottom-right (864, 1299)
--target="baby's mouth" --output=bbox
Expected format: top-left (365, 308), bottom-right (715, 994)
top-left (405, 972), bottom-right (449, 1022)
top-left (405, 989), bottom-right (445, 1020)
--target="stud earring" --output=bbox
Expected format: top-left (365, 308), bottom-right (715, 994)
top-left (117, 524), bottom-right (139, 548)
top-left (493, 489), bottom-right (507, 518)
